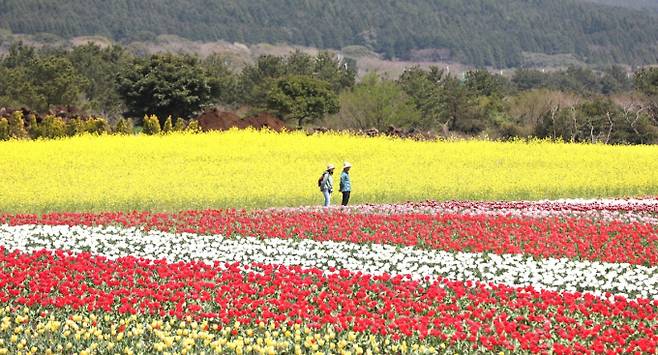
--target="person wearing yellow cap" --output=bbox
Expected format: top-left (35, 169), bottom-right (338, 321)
top-left (340, 162), bottom-right (352, 206)
top-left (319, 164), bottom-right (335, 207)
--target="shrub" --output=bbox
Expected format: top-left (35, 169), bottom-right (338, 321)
top-left (162, 115), bottom-right (173, 133)
top-left (40, 115), bottom-right (67, 139)
top-left (27, 114), bottom-right (40, 139)
top-left (186, 119), bottom-right (200, 133)
top-left (142, 115), bottom-right (161, 135)
top-left (66, 118), bottom-right (86, 136)
top-left (174, 117), bottom-right (186, 131)
top-left (84, 117), bottom-right (111, 135)
top-left (114, 118), bottom-right (134, 135)
top-left (9, 111), bottom-right (28, 139)
top-left (0, 117), bottom-right (9, 140)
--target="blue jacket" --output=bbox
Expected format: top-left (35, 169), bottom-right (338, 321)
top-left (340, 171), bottom-right (351, 192)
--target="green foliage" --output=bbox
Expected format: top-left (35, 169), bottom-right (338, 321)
top-left (331, 72), bottom-right (423, 130)
top-left (1, 0), bottom-right (657, 67)
top-left (8, 110), bottom-right (27, 139)
top-left (266, 75), bottom-right (339, 127)
top-left (39, 115), bottom-right (67, 139)
top-left (27, 114), bottom-right (39, 139)
top-left (512, 66), bottom-right (633, 96)
top-left (84, 117), bottom-right (111, 135)
top-left (186, 119), bottom-right (200, 133)
top-left (65, 118), bottom-right (86, 136)
top-left (0, 117), bottom-right (9, 140)
top-left (0, 66), bottom-right (46, 110)
top-left (68, 44), bottom-right (128, 118)
top-left (533, 97), bottom-right (658, 144)
top-left (0, 46), bottom-right (86, 112)
top-left (116, 54), bottom-right (214, 122)
top-left (240, 52), bottom-right (355, 108)
top-left (24, 55), bottom-right (86, 112)
top-left (202, 54), bottom-right (241, 106)
top-left (399, 66), bottom-right (485, 133)
top-left (581, 0), bottom-right (658, 10)
top-left (162, 116), bottom-right (173, 133)
top-left (174, 117), bottom-right (186, 131)
top-left (635, 68), bottom-right (658, 97)
top-left (114, 117), bottom-right (134, 135)
top-left (464, 70), bottom-right (514, 98)
top-left (142, 115), bottom-right (161, 135)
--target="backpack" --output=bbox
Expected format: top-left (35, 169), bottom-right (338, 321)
top-left (317, 172), bottom-right (326, 188)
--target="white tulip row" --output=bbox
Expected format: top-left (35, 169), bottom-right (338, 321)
top-left (0, 224), bottom-right (656, 300)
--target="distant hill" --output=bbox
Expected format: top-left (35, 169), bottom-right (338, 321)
top-left (1, 0), bottom-right (657, 68)
top-left (579, 0), bottom-right (658, 10)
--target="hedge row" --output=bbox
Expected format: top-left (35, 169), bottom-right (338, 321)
top-left (0, 112), bottom-right (200, 140)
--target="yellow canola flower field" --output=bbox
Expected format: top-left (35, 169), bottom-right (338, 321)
top-left (0, 129), bottom-right (657, 212)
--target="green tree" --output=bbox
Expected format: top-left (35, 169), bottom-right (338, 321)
top-left (398, 66), bottom-right (446, 126)
top-left (266, 75), bottom-right (339, 127)
top-left (202, 54), bottom-right (241, 106)
top-left (512, 69), bottom-right (550, 91)
top-left (331, 73), bottom-right (423, 130)
top-left (0, 66), bottom-right (46, 110)
top-left (312, 51), bottom-right (356, 93)
top-left (464, 69), bottom-right (514, 98)
top-left (1, 42), bottom-right (36, 69)
top-left (116, 54), bottom-right (214, 123)
top-left (240, 55), bottom-right (287, 106)
top-left (24, 55), bottom-right (86, 111)
top-left (68, 44), bottom-right (128, 118)
top-left (635, 67), bottom-right (658, 97)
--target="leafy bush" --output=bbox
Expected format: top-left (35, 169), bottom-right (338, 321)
top-left (40, 115), bottom-right (67, 139)
top-left (84, 117), bottom-right (111, 135)
top-left (174, 117), bottom-right (186, 131)
top-left (27, 114), bottom-right (40, 139)
top-left (142, 115), bottom-right (161, 135)
top-left (162, 116), bottom-right (173, 133)
top-left (114, 118), bottom-right (134, 135)
top-left (66, 118), bottom-right (86, 136)
top-left (186, 119), bottom-right (200, 133)
top-left (0, 117), bottom-right (9, 140)
top-left (9, 111), bottom-right (28, 139)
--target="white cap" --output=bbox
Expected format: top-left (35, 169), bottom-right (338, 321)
top-left (343, 162), bottom-right (352, 168)
top-left (327, 164), bottom-right (335, 170)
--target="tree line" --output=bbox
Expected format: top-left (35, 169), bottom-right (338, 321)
top-left (1, 43), bottom-right (657, 144)
top-left (1, 0), bottom-right (658, 67)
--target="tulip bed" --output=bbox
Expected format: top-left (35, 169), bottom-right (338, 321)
top-left (1, 199), bottom-right (658, 354)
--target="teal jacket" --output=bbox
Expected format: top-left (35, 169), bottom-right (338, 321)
top-left (340, 171), bottom-right (351, 192)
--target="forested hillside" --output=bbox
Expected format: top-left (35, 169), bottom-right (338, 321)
top-left (0, 0), bottom-right (657, 67)
top-left (580, 0), bottom-right (658, 10)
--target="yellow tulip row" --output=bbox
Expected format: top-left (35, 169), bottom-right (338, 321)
top-left (0, 307), bottom-right (456, 355)
top-left (0, 130), bottom-right (657, 212)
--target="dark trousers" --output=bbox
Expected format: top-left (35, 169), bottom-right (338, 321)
top-left (341, 191), bottom-right (351, 206)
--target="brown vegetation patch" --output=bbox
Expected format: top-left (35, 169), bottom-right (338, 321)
top-left (197, 109), bottom-right (286, 132)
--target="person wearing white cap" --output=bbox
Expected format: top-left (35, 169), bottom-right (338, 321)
top-left (340, 162), bottom-right (352, 206)
top-left (318, 164), bottom-right (335, 207)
